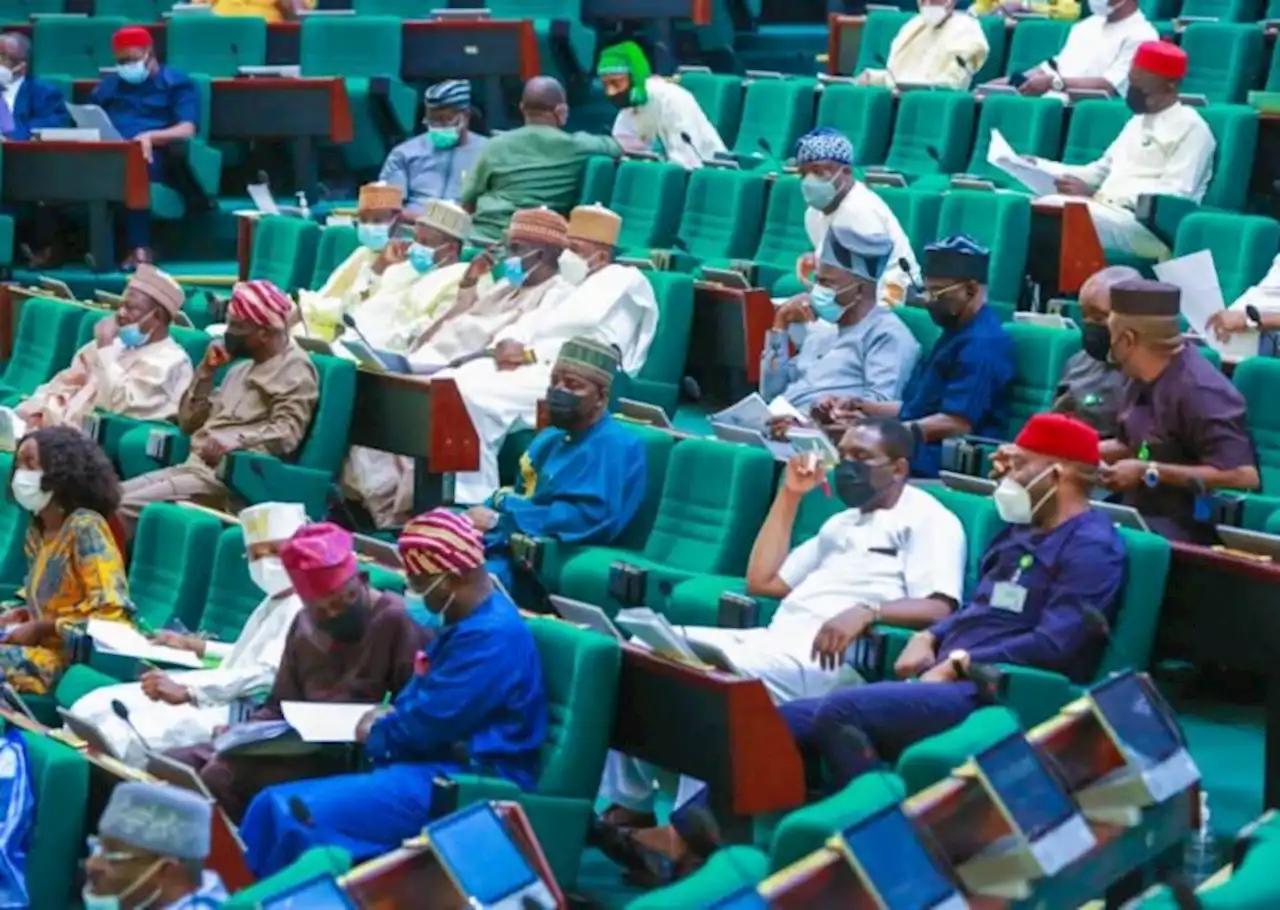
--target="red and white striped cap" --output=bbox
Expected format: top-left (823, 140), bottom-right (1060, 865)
top-left (398, 509), bottom-right (486, 576)
top-left (228, 279), bottom-right (293, 329)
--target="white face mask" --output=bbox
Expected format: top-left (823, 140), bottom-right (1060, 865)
top-left (0, 66), bottom-right (14, 88)
top-left (11, 469), bottom-right (51, 514)
top-left (557, 249), bottom-right (591, 286)
top-left (1087, 0), bottom-right (1116, 15)
top-left (82, 857), bottom-right (165, 910)
top-left (249, 556), bottom-right (292, 597)
top-left (919, 4), bottom-right (949, 26)
top-left (993, 465), bottom-right (1057, 525)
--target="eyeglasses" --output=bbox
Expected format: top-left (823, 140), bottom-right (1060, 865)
top-left (86, 836), bottom-right (143, 864)
top-left (923, 281), bottom-right (969, 303)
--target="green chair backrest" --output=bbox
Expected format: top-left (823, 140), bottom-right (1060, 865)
top-left (249, 215), bottom-right (322, 293)
top-left (1, 297), bottom-right (89, 397)
top-left (1095, 527), bottom-right (1170, 679)
top-left (973, 14), bottom-right (1007, 84)
top-left (893, 303), bottom-right (943, 355)
top-left (171, 325), bottom-right (213, 366)
top-left (21, 729), bottom-right (90, 910)
top-left (752, 174), bottom-right (810, 270)
top-left (578, 155), bottom-right (616, 207)
top-left (935, 190), bottom-right (1031, 308)
top-left (94, 0), bottom-right (175, 19)
top-left (0, 458), bottom-right (28, 596)
top-left (641, 438), bottom-right (776, 574)
top-left (195, 526), bottom-right (262, 641)
top-left (628, 273), bottom-right (695, 416)
top-left (167, 14), bottom-right (267, 76)
top-left (854, 11), bottom-right (915, 74)
top-left (788, 471), bottom-right (847, 546)
top-left (1179, 0), bottom-right (1262, 21)
top-left (1061, 99), bottom-right (1130, 166)
top-left (1232, 356), bottom-right (1280, 492)
top-left (1174, 212), bottom-right (1279, 303)
top-left (896, 706), bottom-right (1021, 794)
top-left (300, 14), bottom-right (403, 78)
top-left (309, 224), bottom-right (361, 291)
top-left (612, 160), bottom-right (688, 251)
top-left (1179, 23), bottom-right (1265, 104)
top-left (295, 354), bottom-right (356, 474)
top-left (1139, 0), bottom-right (1180, 17)
top-left (676, 71), bottom-right (745, 147)
top-left (627, 846), bottom-right (770, 909)
top-left (525, 616), bottom-right (621, 798)
top-left (128, 503), bottom-right (224, 632)
top-left (1002, 322), bottom-right (1082, 438)
top-left (1268, 37), bottom-right (1280, 91)
top-left (74, 307), bottom-right (111, 348)
top-left (871, 186), bottom-right (942, 261)
top-left (676, 168), bottom-right (768, 260)
top-left (610, 422), bottom-right (678, 551)
top-left (964, 94), bottom-right (1065, 186)
top-left (352, 0), bottom-right (434, 13)
top-left (768, 771), bottom-right (906, 871)
top-left (32, 16), bottom-right (127, 79)
top-left (1199, 104), bottom-right (1260, 211)
top-left (0, 0), bottom-right (64, 16)
top-left (732, 77), bottom-right (815, 161)
top-left (222, 847), bottom-right (353, 908)
top-left (1003, 18), bottom-right (1072, 76)
top-left (884, 90), bottom-right (976, 176)
top-left (922, 485), bottom-right (1003, 596)
top-left (813, 83), bottom-right (894, 166)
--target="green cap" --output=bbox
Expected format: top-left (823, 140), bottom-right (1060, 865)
top-left (597, 41), bottom-right (651, 106)
top-left (556, 336), bottom-right (620, 388)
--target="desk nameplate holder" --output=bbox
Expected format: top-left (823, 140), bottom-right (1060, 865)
top-left (828, 803), bottom-right (968, 910)
top-left (423, 802), bottom-right (557, 910)
top-left (1073, 671), bottom-right (1201, 828)
top-left (957, 733), bottom-right (1097, 900)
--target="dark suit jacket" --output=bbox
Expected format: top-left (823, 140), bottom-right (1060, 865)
top-left (6, 77), bottom-right (71, 140)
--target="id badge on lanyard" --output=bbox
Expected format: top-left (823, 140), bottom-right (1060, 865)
top-left (990, 553), bottom-right (1032, 614)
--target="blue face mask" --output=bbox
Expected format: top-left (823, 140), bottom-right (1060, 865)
top-left (405, 592), bottom-right (441, 630)
top-left (503, 255), bottom-right (527, 287)
top-left (117, 59), bottom-right (149, 85)
top-left (358, 223), bottom-right (390, 252)
top-left (408, 243), bottom-right (436, 275)
top-left (809, 285), bottom-right (848, 323)
top-left (118, 323), bottom-right (149, 349)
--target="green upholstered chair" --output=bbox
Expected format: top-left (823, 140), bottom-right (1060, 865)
top-left (731, 77), bottom-right (815, 167)
top-left (32, 16), bottom-right (126, 79)
top-left (0, 297), bottom-right (90, 402)
top-left (192, 525), bottom-right (263, 642)
top-left (973, 14), bottom-right (1008, 84)
top-left (915, 95), bottom-right (1064, 192)
top-left (1199, 105), bottom-right (1260, 213)
top-left (766, 770), bottom-right (906, 871)
top-left (578, 155), bottom-right (617, 207)
top-left (613, 161), bottom-right (688, 253)
top-left (1003, 18), bottom-right (1072, 77)
top-left (1133, 812), bottom-right (1280, 908)
top-left (20, 728), bottom-right (89, 910)
top-left (1230, 358), bottom-right (1280, 530)
top-left (935, 190), bottom-right (1032, 314)
top-left (94, 0), bottom-right (176, 18)
top-left (871, 91), bottom-right (976, 179)
top-left (1179, 23), bottom-right (1264, 104)
top-left (1178, 0), bottom-right (1262, 18)
top-left (1002, 322), bottom-right (1082, 438)
top-left (74, 307), bottom-right (110, 348)
top-left (437, 618), bottom-right (620, 887)
top-left (627, 846), bottom-right (770, 908)
top-left (222, 353), bottom-right (357, 519)
top-left (126, 503), bottom-right (224, 632)
top-left (0, 0), bottom-right (63, 16)
top-left (1173, 212), bottom-right (1279, 304)
top-left (705, 173), bottom-right (810, 297)
top-left (1061, 99), bottom-right (1130, 167)
top-left (854, 11), bottom-right (915, 75)
top-left (622, 272), bottom-right (695, 416)
top-left (926, 485), bottom-right (1004, 594)
top-left (871, 186), bottom-right (943, 262)
top-left (895, 706), bottom-right (1021, 793)
top-left (894, 301), bottom-right (943, 355)
top-left (555, 438), bottom-right (776, 619)
top-left (167, 14), bottom-right (267, 76)
top-left (660, 168), bottom-right (768, 271)
top-left (248, 214), bottom-right (323, 293)
top-left (0, 456), bottom-right (29, 600)
top-left (813, 83), bottom-right (894, 167)
top-left (309, 225), bottom-right (361, 291)
top-left (676, 70), bottom-right (745, 147)
top-left (222, 847), bottom-right (353, 908)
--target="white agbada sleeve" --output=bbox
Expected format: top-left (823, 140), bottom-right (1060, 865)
top-left (1149, 122), bottom-right (1215, 201)
top-left (611, 108), bottom-right (652, 155)
top-left (86, 339), bottom-right (195, 421)
top-left (648, 78), bottom-right (726, 169)
top-left (1053, 132), bottom-right (1119, 189)
top-left (902, 500), bottom-right (966, 603)
top-left (185, 594), bottom-right (304, 706)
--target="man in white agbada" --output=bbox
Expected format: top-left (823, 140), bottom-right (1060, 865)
top-left (16, 264), bottom-right (194, 430)
top-left (68, 502), bottom-right (307, 767)
top-left (596, 420), bottom-right (965, 832)
top-left (598, 40), bottom-right (726, 170)
top-left (856, 0), bottom-right (989, 91)
top-left (794, 127), bottom-right (916, 307)
top-left (448, 203), bottom-right (659, 504)
top-left (296, 181), bottom-right (405, 341)
top-left (1032, 41), bottom-right (1214, 261)
top-left (1207, 253), bottom-right (1280, 353)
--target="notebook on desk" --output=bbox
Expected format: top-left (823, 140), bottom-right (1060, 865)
top-left (67, 105), bottom-right (123, 142)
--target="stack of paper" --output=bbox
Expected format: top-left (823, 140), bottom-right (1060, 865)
top-left (712, 393), bottom-right (810, 432)
top-left (86, 619), bottom-right (204, 669)
top-left (986, 129), bottom-right (1060, 196)
top-left (212, 720), bottom-right (294, 755)
top-left (789, 427), bottom-right (841, 468)
top-left (1154, 249), bottom-right (1259, 362)
top-left (615, 608), bottom-right (700, 663)
top-left (280, 701), bottom-right (379, 743)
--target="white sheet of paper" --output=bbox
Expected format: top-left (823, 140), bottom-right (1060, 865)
top-left (86, 619), bottom-right (204, 669)
top-left (280, 701), bottom-right (379, 743)
top-left (1152, 250), bottom-right (1257, 360)
top-left (615, 608), bottom-right (701, 664)
top-left (712, 394), bottom-right (772, 431)
top-left (767, 395), bottom-right (807, 422)
top-left (246, 183), bottom-right (280, 216)
top-left (986, 129), bottom-right (1060, 196)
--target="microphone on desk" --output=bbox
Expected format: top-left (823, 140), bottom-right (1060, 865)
top-left (111, 699), bottom-right (154, 757)
top-left (680, 131), bottom-right (713, 168)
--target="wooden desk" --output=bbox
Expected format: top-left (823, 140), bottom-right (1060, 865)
top-left (1, 141), bottom-right (149, 271)
top-left (0, 707), bottom-right (254, 891)
top-left (688, 282), bottom-right (774, 405)
top-left (1030, 200), bottom-right (1106, 296)
top-left (610, 645), bottom-right (806, 833)
top-left (759, 701), bottom-right (1194, 907)
top-left (339, 802), bottom-right (567, 909)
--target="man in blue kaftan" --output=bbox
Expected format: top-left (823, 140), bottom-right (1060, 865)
top-left (238, 509), bottom-right (548, 878)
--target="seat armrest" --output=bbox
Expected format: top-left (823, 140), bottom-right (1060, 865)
top-left (430, 773), bottom-right (522, 818)
top-left (995, 664), bottom-right (1078, 728)
top-left (1135, 194), bottom-right (1199, 251)
top-left (1240, 492), bottom-right (1280, 532)
top-left (862, 625), bottom-right (913, 680)
top-left (940, 434), bottom-right (1007, 477)
top-left (222, 451), bottom-right (333, 519)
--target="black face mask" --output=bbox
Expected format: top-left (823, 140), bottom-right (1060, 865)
top-left (318, 599), bottom-right (366, 643)
top-left (1081, 322), bottom-right (1112, 362)
top-left (834, 460), bottom-right (888, 511)
top-left (547, 386), bottom-right (587, 429)
top-left (223, 330), bottom-right (251, 360)
top-left (1125, 84), bottom-right (1150, 115)
top-left (926, 296), bottom-right (964, 331)
top-left (605, 89), bottom-right (632, 110)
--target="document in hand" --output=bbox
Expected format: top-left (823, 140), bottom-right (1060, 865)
top-left (280, 701), bottom-right (379, 743)
top-left (1154, 249), bottom-right (1259, 361)
top-left (986, 129), bottom-right (1060, 196)
top-left (86, 619), bottom-right (204, 669)
top-left (788, 427), bottom-right (841, 469)
top-left (212, 720), bottom-right (296, 755)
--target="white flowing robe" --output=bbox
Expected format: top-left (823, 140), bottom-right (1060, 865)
top-left (449, 264), bottom-right (660, 504)
top-left (611, 77), bottom-right (726, 170)
top-left (345, 261), bottom-right (468, 353)
top-left (68, 592), bottom-right (303, 767)
top-left (859, 13), bottom-right (990, 91)
top-left (296, 247), bottom-right (380, 342)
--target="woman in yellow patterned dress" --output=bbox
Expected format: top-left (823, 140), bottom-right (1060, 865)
top-left (2, 426), bottom-right (133, 694)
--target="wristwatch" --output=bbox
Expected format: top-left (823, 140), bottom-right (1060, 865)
top-left (863, 602), bottom-right (882, 621)
top-left (1143, 462), bottom-right (1161, 488)
top-left (1050, 71), bottom-right (1065, 92)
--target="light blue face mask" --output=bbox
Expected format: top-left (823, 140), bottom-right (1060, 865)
top-left (117, 59), bottom-right (149, 85)
top-left (408, 243), bottom-right (436, 275)
top-left (809, 284), bottom-right (849, 323)
top-left (503, 255), bottom-right (527, 287)
top-left (407, 578), bottom-right (452, 630)
top-left (118, 323), bottom-right (149, 349)
top-left (358, 223), bottom-right (391, 252)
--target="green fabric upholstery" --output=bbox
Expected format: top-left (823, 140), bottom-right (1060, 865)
top-left (33, 16), bottom-right (127, 79)
top-left (168, 14), bottom-right (267, 76)
top-left (578, 155), bottom-right (617, 207)
top-left (1002, 322), bottom-right (1082, 438)
top-left (742, 174), bottom-right (811, 293)
top-left (627, 846), bottom-right (770, 908)
top-left (854, 11), bottom-right (915, 74)
top-left (75, 307), bottom-right (110, 348)
top-left (223, 847), bottom-right (353, 908)
top-left (557, 439), bottom-right (776, 618)
top-left (20, 728), bottom-right (89, 910)
top-left (0, 457), bottom-right (29, 599)
top-left (0, 0), bottom-right (63, 16)
top-left (894, 302), bottom-right (943, 355)
top-left (1173, 212), bottom-right (1278, 303)
top-left (870, 186), bottom-right (943, 261)
top-left (1180, 23), bottom-right (1265, 103)
top-left (193, 526), bottom-right (262, 642)
top-left (626, 272), bottom-right (694, 416)
top-left (224, 353), bottom-right (356, 519)
top-left (1003, 18), bottom-right (1072, 76)
top-left (485, 0), bottom-right (595, 77)
top-left (1233, 357), bottom-right (1280, 492)
top-left (249, 214), bottom-right (322, 293)
top-left (768, 771), bottom-right (906, 871)
top-left (128, 503), bottom-right (224, 633)
top-left (936, 190), bottom-right (1031, 311)
top-left (915, 95), bottom-right (1064, 192)
top-left (309, 225), bottom-right (360, 291)
top-left (973, 14), bottom-right (1008, 84)
top-left (924, 485), bottom-right (1004, 594)
top-left (0, 297), bottom-right (88, 400)
top-left (813, 83), bottom-right (894, 167)
top-left (1062, 99), bottom-right (1130, 166)
top-left (1200, 105), bottom-right (1260, 211)
top-left (677, 71), bottom-right (745, 147)
top-left (95, 0), bottom-right (175, 17)
top-left (732, 78), bottom-right (815, 165)
top-left (1179, 0), bottom-right (1260, 18)
top-left (613, 161), bottom-right (688, 252)
top-left (895, 706), bottom-right (1021, 794)
top-left (54, 663), bottom-right (118, 709)
top-left (670, 168), bottom-right (768, 265)
top-left (878, 90), bottom-right (976, 178)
